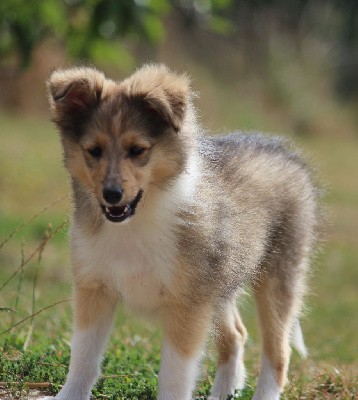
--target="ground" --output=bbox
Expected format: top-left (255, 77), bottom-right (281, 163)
top-left (0, 83), bottom-right (357, 399)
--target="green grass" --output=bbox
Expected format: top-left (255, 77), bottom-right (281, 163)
top-left (0, 97), bottom-right (357, 400)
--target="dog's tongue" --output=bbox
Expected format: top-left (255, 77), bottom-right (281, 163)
top-left (102, 190), bottom-right (143, 222)
top-left (107, 205), bottom-right (130, 217)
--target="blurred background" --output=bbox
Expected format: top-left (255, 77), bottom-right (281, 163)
top-left (0, 0), bottom-right (357, 397)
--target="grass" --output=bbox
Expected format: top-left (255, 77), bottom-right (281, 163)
top-left (0, 78), bottom-right (357, 400)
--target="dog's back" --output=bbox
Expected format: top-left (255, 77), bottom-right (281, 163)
top-left (176, 133), bottom-right (317, 302)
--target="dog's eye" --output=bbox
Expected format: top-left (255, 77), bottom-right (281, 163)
top-left (128, 145), bottom-right (146, 158)
top-left (88, 146), bottom-right (102, 159)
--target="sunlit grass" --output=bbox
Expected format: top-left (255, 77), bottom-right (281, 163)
top-left (0, 113), bottom-right (69, 217)
top-left (0, 102), bottom-right (357, 398)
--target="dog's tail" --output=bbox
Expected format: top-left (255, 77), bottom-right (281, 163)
top-left (290, 319), bottom-right (308, 358)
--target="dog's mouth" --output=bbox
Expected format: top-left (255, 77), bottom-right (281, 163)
top-left (101, 190), bottom-right (143, 223)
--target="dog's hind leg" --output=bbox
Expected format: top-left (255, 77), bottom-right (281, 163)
top-left (209, 300), bottom-right (247, 400)
top-left (252, 264), bottom-right (307, 400)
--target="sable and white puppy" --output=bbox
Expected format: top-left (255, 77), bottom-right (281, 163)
top-left (44, 64), bottom-right (317, 400)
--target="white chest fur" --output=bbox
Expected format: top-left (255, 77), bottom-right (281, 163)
top-left (72, 208), bottom-right (179, 314)
top-left (71, 152), bottom-right (200, 314)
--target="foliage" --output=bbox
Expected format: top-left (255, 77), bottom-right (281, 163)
top-left (0, 0), bottom-right (357, 97)
top-left (0, 0), bottom-right (170, 69)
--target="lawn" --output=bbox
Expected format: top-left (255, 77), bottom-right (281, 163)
top-left (0, 107), bottom-right (357, 399)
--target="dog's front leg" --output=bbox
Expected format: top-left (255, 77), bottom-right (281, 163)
top-left (46, 285), bottom-right (117, 400)
top-left (158, 304), bottom-right (212, 400)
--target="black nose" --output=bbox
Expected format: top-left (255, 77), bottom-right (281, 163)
top-left (103, 187), bottom-right (123, 205)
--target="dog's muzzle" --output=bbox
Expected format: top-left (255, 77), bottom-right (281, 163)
top-left (101, 189), bottom-right (143, 223)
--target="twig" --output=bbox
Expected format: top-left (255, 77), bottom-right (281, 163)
top-left (0, 298), bottom-right (70, 336)
top-left (0, 381), bottom-right (52, 389)
top-left (100, 374), bottom-right (139, 379)
top-left (12, 239), bottom-right (25, 326)
top-left (36, 361), bottom-right (66, 368)
top-left (23, 324), bottom-right (34, 352)
top-left (25, 228), bottom-right (48, 350)
top-left (0, 307), bottom-right (15, 313)
top-left (0, 195), bottom-right (69, 250)
top-left (0, 219), bottom-right (69, 293)
top-left (0, 375), bottom-right (137, 389)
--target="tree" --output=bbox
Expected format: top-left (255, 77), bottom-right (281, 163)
top-left (1, 0), bottom-right (357, 99)
top-left (0, 0), bottom-right (170, 70)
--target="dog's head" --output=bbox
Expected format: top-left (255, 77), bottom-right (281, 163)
top-left (47, 64), bottom-right (193, 223)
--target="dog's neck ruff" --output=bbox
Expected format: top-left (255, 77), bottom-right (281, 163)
top-left (171, 149), bottom-right (201, 205)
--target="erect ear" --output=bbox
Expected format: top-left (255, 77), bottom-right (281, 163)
top-left (47, 67), bottom-right (105, 135)
top-left (143, 87), bottom-right (188, 132)
top-left (123, 64), bottom-right (191, 132)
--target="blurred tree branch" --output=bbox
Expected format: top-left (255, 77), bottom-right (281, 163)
top-left (0, 0), bottom-right (170, 71)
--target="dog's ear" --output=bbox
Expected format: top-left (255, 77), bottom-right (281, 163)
top-left (47, 67), bottom-right (105, 135)
top-left (123, 65), bottom-right (190, 132)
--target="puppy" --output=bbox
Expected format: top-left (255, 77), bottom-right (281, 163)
top-left (44, 64), bottom-right (317, 400)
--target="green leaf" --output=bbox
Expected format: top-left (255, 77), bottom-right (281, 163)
top-left (209, 15), bottom-right (235, 35)
top-left (89, 39), bottom-right (134, 71)
top-left (211, 0), bottom-right (233, 11)
top-left (40, 0), bottom-right (67, 36)
top-left (148, 0), bottom-right (170, 14)
top-left (142, 14), bottom-right (165, 43)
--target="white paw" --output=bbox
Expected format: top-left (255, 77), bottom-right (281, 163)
top-left (210, 358), bottom-right (246, 399)
top-left (208, 393), bottom-right (242, 400)
top-left (252, 391), bottom-right (280, 400)
top-left (252, 355), bottom-right (281, 400)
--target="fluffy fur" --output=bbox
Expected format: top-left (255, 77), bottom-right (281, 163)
top-left (44, 64), bottom-right (318, 400)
